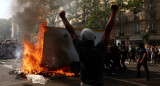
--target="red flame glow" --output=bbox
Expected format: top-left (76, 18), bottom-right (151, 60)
top-left (21, 22), bottom-right (75, 76)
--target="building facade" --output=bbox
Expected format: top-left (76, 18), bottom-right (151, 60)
top-left (108, 0), bottom-right (160, 46)
top-left (52, 0), bottom-right (160, 46)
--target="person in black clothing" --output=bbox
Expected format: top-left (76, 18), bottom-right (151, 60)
top-left (110, 45), bottom-right (123, 73)
top-left (154, 47), bottom-right (158, 66)
top-left (104, 47), bottom-right (113, 74)
top-left (136, 43), bottom-right (149, 81)
top-left (121, 46), bottom-right (128, 71)
top-left (158, 46), bottom-right (160, 66)
top-left (59, 4), bottom-right (118, 86)
top-left (130, 45), bottom-right (136, 63)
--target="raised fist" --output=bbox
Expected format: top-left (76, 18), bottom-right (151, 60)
top-left (111, 4), bottom-right (118, 12)
top-left (59, 10), bottom-right (66, 18)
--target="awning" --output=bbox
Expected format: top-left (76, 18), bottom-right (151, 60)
top-left (129, 35), bottom-right (142, 40)
top-left (129, 35), bottom-right (160, 41)
top-left (149, 35), bottom-right (160, 40)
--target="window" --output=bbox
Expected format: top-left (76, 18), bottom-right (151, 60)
top-left (135, 24), bottom-right (140, 34)
top-left (106, 1), bottom-right (109, 7)
top-left (150, 6), bottom-right (156, 18)
top-left (119, 12), bottom-right (123, 22)
top-left (134, 14), bottom-right (139, 20)
top-left (119, 26), bottom-right (124, 36)
top-left (150, 23), bottom-right (157, 33)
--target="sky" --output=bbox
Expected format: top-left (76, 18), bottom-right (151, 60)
top-left (0, 0), bottom-right (12, 19)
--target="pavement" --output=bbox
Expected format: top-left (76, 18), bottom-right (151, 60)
top-left (0, 59), bottom-right (160, 86)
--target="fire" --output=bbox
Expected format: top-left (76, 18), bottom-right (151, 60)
top-left (21, 22), bottom-right (75, 76)
top-left (46, 67), bottom-right (75, 77)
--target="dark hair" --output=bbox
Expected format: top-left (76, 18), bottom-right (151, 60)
top-left (122, 46), bottom-right (126, 49)
top-left (139, 43), bottom-right (145, 49)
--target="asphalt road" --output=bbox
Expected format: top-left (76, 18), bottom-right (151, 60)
top-left (0, 59), bottom-right (160, 86)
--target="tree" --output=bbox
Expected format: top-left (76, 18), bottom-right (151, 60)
top-left (113, 0), bottom-right (144, 15)
top-left (0, 19), bottom-right (12, 40)
top-left (72, 0), bottom-right (111, 30)
top-left (141, 31), bottom-right (149, 44)
top-left (71, 0), bottom-right (145, 30)
top-left (84, 9), bottom-right (109, 29)
top-left (13, 0), bottom-right (71, 26)
top-left (44, 0), bottom-right (73, 26)
top-left (13, 0), bottom-right (71, 40)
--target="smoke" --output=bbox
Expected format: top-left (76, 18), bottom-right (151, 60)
top-left (12, 0), bottom-right (47, 41)
top-left (12, 47), bottom-right (23, 70)
top-left (11, 0), bottom-right (79, 68)
top-left (11, 0), bottom-right (48, 70)
top-left (14, 47), bottom-right (23, 59)
top-left (11, 0), bottom-right (79, 41)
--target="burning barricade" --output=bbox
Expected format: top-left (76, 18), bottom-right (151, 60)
top-left (10, 0), bottom-right (80, 84)
top-left (11, 23), bottom-right (80, 84)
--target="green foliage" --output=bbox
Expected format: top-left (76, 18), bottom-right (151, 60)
top-left (74, 0), bottom-right (111, 30)
top-left (141, 31), bottom-right (149, 44)
top-left (84, 9), bottom-right (109, 29)
top-left (73, 0), bottom-right (145, 30)
top-left (40, 0), bottom-right (75, 25)
top-left (84, 14), bottom-right (102, 29)
top-left (112, 0), bottom-right (144, 13)
top-left (127, 0), bottom-right (144, 14)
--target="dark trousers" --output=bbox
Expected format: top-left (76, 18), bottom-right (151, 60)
top-left (158, 54), bottom-right (160, 64)
top-left (121, 57), bottom-right (127, 69)
top-left (154, 55), bottom-right (157, 65)
top-left (113, 57), bottom-right (123, 72)
top-left (130, 54), bottom-right (136, 63)
top-left (137, 61), bottom-right (149, 79)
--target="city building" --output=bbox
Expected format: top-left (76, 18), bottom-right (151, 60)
top-left (108, 0), bottom-right (160, 46)
top-left (54, 0), bottom-right (160, 46)
top-left (11, 0), bottom-right (160, 46)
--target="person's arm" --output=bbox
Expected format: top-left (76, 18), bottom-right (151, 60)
top-left (139, 53), bottom-right (146, 64)
top-left (102, 4), bottom-right (118, 43)
top-left (59, 11), bottom-right (78, 41)
top-left (137, 55), bottom-right (140, 63)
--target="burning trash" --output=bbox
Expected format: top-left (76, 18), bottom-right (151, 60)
top-left (10, 23), bottom-right (80, 84)
top-left (27, 74), bottom-right (48, 85)
top-left (21, 22), bottom-right (77, 75)
top-left (10, 0), bottom-right (80, 84)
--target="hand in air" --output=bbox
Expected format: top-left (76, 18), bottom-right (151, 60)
top-left (111, 4), bottom-right (118, 12)
top-left (59, 10), bottom-right (66, 18)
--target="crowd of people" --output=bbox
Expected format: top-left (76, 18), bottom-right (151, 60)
top-left (147, 45), bottom-right (160, 66)
top-left (105, 43), bottom-right (160, 74)
top-left (0, 39), bottom-right (17, 59)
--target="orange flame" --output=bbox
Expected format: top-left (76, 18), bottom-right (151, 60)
top-left (21, 22), bottom-right (75, 76)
